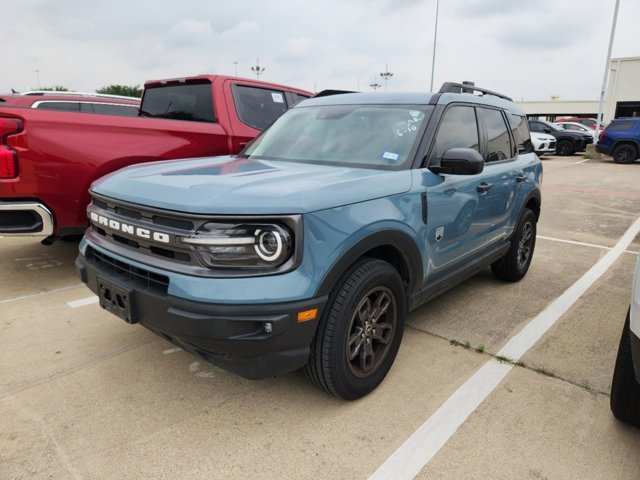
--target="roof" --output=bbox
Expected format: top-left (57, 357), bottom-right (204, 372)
top-left (143, 74), bottom-right (313, 96)
top-left (296, 90), bottom-right (525, 115)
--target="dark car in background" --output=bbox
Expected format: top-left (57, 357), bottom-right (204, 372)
top-left (596, 118), bottom-right (640, 164)
top-left (528, 119), bottom-right (592, 156)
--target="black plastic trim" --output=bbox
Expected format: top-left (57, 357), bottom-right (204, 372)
top-left (315, 229), bottom-right (423, 298)
top-left (410, 239), bottom-right (510, 311)
top-left (76, 252), bottom-right (327, 380)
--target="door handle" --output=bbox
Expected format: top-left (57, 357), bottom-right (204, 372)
top-left (477, 182), bottom-right (494, 193)
top-left (516, 173), bottom-right (527, 183)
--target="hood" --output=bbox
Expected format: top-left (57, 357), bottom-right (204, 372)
top-left (92, 156), bottom-right (413, 215)
top-left (531, 132), bottom-right (555, 141)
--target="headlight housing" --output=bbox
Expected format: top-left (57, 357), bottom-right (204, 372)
top-left (179, 221), bottom-right (295, 269)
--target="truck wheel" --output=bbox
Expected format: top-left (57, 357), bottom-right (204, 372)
top-left (612, 144), bottom-right (638, 164)
top-left (611, 310), bottom-right (640, 427)
top-left (491, 208), bottom-right (536, 282)
top-left (305, 258), bottom-right (405, 400)
top-left (556, 139), bottom-right (574, 156)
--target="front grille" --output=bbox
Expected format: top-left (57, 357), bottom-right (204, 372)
top-left (90, 196), bottom-right (195, 265)
top-left (88, 246), bottom-right (169, 294)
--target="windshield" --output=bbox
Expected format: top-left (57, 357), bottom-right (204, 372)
top-left (242, 104), bottom-right (432, 169)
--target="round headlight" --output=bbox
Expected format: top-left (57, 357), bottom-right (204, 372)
top-left (255, 228), bottom-right (283, 262)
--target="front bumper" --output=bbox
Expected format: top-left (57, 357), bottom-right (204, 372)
top-left (0, 201), bottom-right (54, 236)
top-left (76, 248), bottom-right (327, 379)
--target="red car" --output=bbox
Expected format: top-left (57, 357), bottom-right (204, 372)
top-left (0, 76), bottom-right (311, 243)
top-left (555, 117), bottom-right (605, 132)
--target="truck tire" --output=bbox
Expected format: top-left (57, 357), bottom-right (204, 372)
top-left (612, 144), bottom-right (638, 164)
top-left (305, 258), bottom-right (405, 400)
top-left (555, 139), bottom-right (574, 156)
top-left (611, 310), bottom-right (640, 427)
top-left (491, 208), bottom-right (536, 282)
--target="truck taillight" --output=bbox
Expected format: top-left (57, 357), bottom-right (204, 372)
top-left (0, 117), bottom-right (22, 137)
top-left (0, 117), bottom-right (23, 179)
top-left (0, 146), bottom-right (17, 178)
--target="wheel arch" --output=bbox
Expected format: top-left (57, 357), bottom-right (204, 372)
top-left (315, 229), bottom-right (423, 303)
top-left (523, 187), bottom-right (541, 221)
top-left (613, 139), bottom-right (640, 152)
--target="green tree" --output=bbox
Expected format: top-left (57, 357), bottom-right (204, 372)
top-left (96, 84), bottom-right (143, 98)
top-left (39, 85), bottom-right (70, 91)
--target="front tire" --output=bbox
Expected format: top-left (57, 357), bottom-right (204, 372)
top-left (556, 139), bottom-right (574, 156)
top-left (612, 144), bottom-right (638, 164)
top-left (305, 258), bottom-right (406, 400)
top-left (611, 310), bottom-right (640, 427)
top-left (491, 208), bottom-right (536, 282)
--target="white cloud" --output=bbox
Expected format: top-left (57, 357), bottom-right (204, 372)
top-left (168, 19), bottom-right (214, 46)
top-left (283, 36), bottom-right (319, 57)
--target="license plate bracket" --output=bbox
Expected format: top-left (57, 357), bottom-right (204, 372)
top-left (97, 277), bottom-right (136, 324)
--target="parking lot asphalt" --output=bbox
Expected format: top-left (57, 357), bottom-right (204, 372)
top-left (2, 155), bottom-right (640, 479)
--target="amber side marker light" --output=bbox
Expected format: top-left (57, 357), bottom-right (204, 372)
top-left (297, 308), bottom-right (318, 322)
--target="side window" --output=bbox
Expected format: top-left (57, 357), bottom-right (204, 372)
top-left (233, 85), bottom-right (289, 131)
top-left (431, 105), bottom-right (479, 162)
top-left (89, 103), bottom-right (139, 117)
top-left (292, 93), bottom-right (311, 105)
top-left (34, 101), bottom-right (80, 112)
top-left (479, 108), bottom-right (513, 162)
top-left (528, 121), bottom-right (542, 133)
top-left (509, 113), bottom-right (534, 154)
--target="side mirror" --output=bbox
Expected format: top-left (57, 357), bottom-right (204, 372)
top-left (430, 148), bottom-right (484, 175)
top-left (542, 128), bottom-right (552, 134)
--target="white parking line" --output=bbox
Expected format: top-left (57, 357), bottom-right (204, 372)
top-left (0, 284), bottom-right (83, 305)
top-left (67, 296), bottom-right (98, 308)
top-left (538, 235), bottom-right (638, 255)
top-left (574, 158), bottom-right (591, 164)
top-left (370, 215), bottom-right (640, 480)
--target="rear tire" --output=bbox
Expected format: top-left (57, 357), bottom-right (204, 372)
top-left (304, 258), bottom-right (405, 400)
top-left (612, 144), bottom-right (638, 164)
top-left (611, 310), bottom-right (640, 427)
top-left (491, 208), bottom-right (536, 282)
top-left (555, 139), bottom-right (574, 156)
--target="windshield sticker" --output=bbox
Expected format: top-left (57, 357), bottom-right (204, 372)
top-left (382, 151), bottom-right (400, 161)
top-left (271, 92), bottom-right (284, 103)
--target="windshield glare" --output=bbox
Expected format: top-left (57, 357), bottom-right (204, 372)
top-left (243, 104), bottom-right (432, 169)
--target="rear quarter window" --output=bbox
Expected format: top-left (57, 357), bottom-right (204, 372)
top-left (509, 114), bottom-right (534, 154)
top-left (607, 120), bottom-right (636, 131)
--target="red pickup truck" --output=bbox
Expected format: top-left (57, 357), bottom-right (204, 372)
top-left (0, 76), bottom-right (311, 243)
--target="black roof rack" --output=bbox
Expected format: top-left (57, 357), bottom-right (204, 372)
top-left (438, 82), bottom-right (512, 102)
top-left (313, 89), bottom-right (356, 98)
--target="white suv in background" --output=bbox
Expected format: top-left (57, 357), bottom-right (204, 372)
top-left (611, 256), bottom-right (640, 427)
top-left (530, 131), bottom-right (556, 157)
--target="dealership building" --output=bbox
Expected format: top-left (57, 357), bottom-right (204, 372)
top-left (519, 56), bottom-right (640, 122)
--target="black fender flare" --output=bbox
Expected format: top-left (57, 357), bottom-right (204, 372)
top-left (523, 186), bottom-right (542, 221)
top-left (314, 229), bottom-right (423, 298)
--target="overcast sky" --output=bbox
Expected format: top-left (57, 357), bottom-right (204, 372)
top-left (3, 0), bottom-right (638, 101)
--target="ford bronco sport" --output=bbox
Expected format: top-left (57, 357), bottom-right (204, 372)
top-left (76, 82), bottom-right (542, 399)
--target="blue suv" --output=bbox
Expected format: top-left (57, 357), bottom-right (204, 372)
top-left (76, 82), bottom-right (542, 399)
top-left (597, 118), bottom-right (640, 163)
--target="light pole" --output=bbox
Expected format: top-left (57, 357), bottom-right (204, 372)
top-left (233, 61), bottom-right (239, 77)
top-left (595, 0), bottom-right (621, 142)
top-left (430, 0), bottom-right (440, 92)
top-left (380, 64), bottom-right (394, 92)
top-left (250, 58), bottom-right (265, 79)
top-left (370, 82), bottom-right (381, 91)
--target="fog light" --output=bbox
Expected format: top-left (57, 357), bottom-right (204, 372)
top-left (264, 322), bottom-right (273, 334)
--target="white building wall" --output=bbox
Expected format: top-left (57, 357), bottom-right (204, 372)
top-left (518, 56), bottom-right (640, 122)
